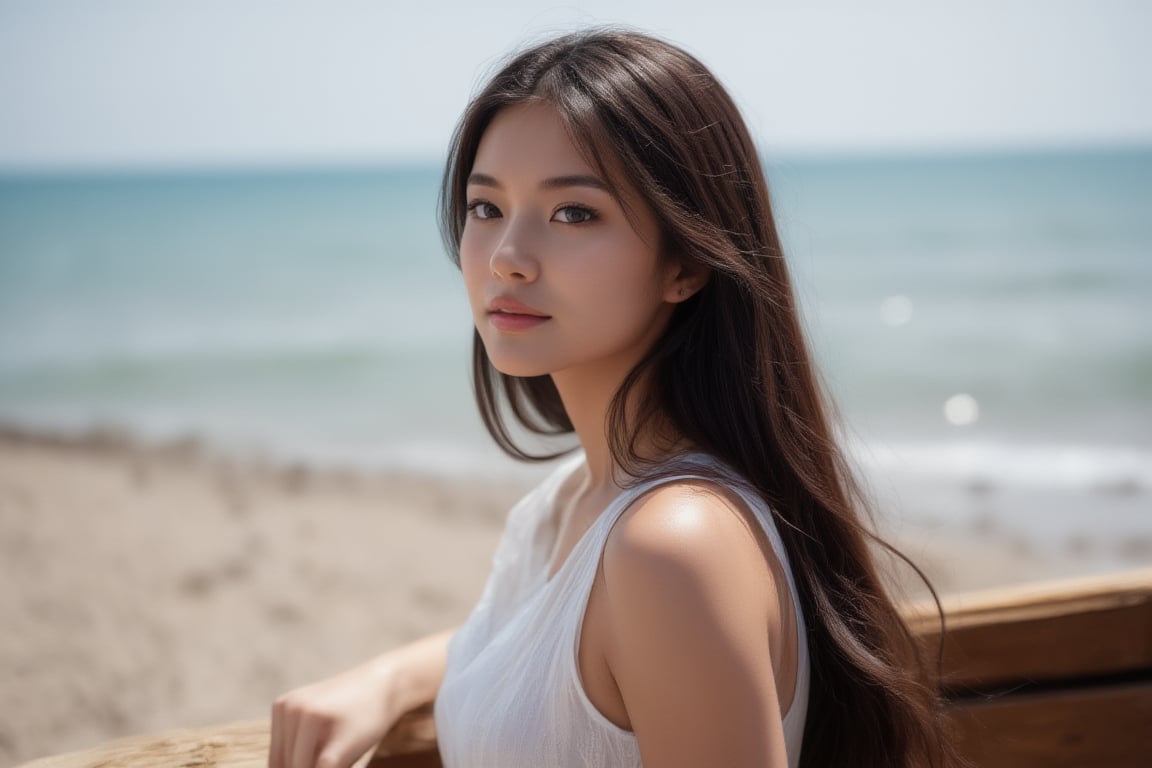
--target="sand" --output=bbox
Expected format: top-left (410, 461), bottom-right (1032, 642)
top-left (0, 429), bottom-right (1135, 766)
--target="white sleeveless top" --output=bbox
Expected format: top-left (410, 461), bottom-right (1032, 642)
top-left (434, 452), bottom-right (810, 767)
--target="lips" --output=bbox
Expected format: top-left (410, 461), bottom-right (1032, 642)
top-left (486, 296), bottom-right (551, 318)
top-left (486, 296), bottom-right (551, 332)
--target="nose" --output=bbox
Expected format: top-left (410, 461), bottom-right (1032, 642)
top-left (489, 217), bottom-right (540, 283)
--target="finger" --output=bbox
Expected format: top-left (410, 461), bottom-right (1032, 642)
top-left (290, 717), bottom-right (321, 768)
top-left (280, 701), bottom-right (298, 768)
top-left (350, 746), bottom-right (376, 768)
top-left (312, 741), bottom-right (361, 768)
top-left (268, 700), bottom-right (284, 768)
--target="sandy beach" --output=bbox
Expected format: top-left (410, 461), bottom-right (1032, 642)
top-left (0, 428), bottom-right (1142, 766)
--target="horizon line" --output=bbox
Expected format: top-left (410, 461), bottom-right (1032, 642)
top-left (2, 139), bottom-right (1150, 179)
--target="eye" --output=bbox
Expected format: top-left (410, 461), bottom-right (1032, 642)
top-left (553, 204), bottom-right (598, 224)
top-left (466, 199), bottom-right (500, 220)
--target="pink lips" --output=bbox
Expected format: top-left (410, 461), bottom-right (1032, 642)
top-left (486, 296), bottom-right (551, 332)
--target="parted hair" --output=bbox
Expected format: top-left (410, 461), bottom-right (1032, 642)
top-left (438, 26), bottom-right (961, 768)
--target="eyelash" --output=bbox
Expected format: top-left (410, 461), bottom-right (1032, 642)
top-left (465, 199), bottom-right (600, 225)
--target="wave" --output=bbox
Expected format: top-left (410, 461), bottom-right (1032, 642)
top-left (852, 438), bottom-right (1152, 494)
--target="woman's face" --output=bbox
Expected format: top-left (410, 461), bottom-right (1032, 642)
top-left (460, 101), bottom-right (683, 381)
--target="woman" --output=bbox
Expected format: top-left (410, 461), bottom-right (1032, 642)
top-left (270, 27), bottom-right (957, 768)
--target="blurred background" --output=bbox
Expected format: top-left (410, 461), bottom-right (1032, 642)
top-left (3, 0), bottom-right (1149, 555)
top-left (0, 0), bottom-right (1150, 762)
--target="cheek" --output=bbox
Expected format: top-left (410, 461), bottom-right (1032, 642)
top-left (562, 253), bottom-right (665, 329)
top-left (583, 238), bottom-right (664, 299)
top-left (459, 240), bottom-right (489, 309)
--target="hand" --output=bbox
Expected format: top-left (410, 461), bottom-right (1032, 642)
top-left (269, 660), bottom-right (397, 768)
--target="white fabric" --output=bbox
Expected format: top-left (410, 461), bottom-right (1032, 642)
top-left (434, 451), bottom-right (810, 767)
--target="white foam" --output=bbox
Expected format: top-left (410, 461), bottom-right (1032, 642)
top-left (852, 437), bottom-right (1152, 493)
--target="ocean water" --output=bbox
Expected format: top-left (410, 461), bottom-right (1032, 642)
top-left (1, 149), bottom-right (1150, 555)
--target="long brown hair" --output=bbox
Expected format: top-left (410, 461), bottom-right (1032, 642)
top-left (439, 26), bottom-right (960, 768)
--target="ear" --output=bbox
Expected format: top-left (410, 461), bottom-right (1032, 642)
top-left (662, 259), bottom-right (710, 304)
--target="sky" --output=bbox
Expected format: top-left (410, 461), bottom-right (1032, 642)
top-left (1, 0), bottom-right (1150, 171)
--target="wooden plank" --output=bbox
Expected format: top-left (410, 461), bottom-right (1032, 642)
top-left (15, 718), bottom-right (442, 768)
top-left (948, 680), bottom-right (1152, 768)
top-left (906, 568), bottom-right (1152, 690)
top-left (15, 720), bottom-right (270, 768)
top-left (369, 752), bottom-right (442, 768)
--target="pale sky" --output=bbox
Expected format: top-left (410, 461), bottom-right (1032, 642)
top-left (1, 0), bottom-right (1150, 170)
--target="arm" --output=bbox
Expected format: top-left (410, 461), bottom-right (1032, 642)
top-left (602, 485), bottom-right (789, 768)
top-left (269, 625), bottom-right (456, 768)
top-left (375, 625), bottom-right (456, 722)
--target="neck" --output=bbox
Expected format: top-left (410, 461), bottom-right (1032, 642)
top-left (551, 363), bottom-right (679, 494)
top-left (551, 367), bottom-right (618, 492)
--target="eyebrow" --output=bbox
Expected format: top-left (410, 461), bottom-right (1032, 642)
top-left (466, 172), bottom-right (609, 192)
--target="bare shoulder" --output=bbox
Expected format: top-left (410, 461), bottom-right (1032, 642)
top-left (602, 478), bottom-right (777, 599)
top-left (598, 479), bottom-right (791, 766)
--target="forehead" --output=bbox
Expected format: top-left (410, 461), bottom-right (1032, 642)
top-left (472, 101), bottom-right (595, 179)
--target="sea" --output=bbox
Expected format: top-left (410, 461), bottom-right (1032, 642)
top-left (1, 147), bottom-right (1150, 564)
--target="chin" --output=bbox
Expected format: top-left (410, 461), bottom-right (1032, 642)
top-left (474, 338), bottom-right (536, 376)
top-left (486, 355), bottom-right (554, 379)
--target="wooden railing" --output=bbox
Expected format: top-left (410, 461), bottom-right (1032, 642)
top-left (911, 567), bottom-right (1152, 767)
top-left (19, 568), bottom-right (1152, 768)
